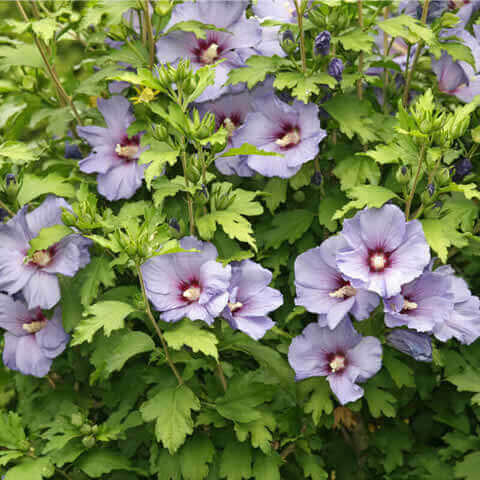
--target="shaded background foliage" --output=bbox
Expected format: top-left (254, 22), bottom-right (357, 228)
top-left (0, 1), bottom-right (480, 479)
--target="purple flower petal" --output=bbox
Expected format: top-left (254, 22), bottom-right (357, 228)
top-left (23, 271), bottom-right (61, 310)
top-left (35, 308), bottom-right (69, 359)
top-left (15, 334), bottom-right (52, 378)
top-left (97, 161), bottom-right (146, 201)
top-left (25, 196), bottom-right (72, 237)
top-left (0, 294), bottom-right (28, 336)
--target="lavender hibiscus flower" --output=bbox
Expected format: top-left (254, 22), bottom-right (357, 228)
top-left (197, 90), bottom-right (256, 176)
top-left (0, 295), bottom-right (69, 377)
top-left (155, 0), bottom-right (261, 102)
top-left (141, 236), bottom-right (231, 325)
top-left (77, 96), bottom-right (148, 201)
top-left (252, 0), bottom-right (298, 23)
top-left (288, 319), bottom-right (382, 405)
top-left (232, 94), bottom-right (326, 178)
top-left (221, 260), bottom-right (283, 339)
top-left (432, 26), bottom-right (480, 102)
top-left (432, 265), bottom-right (480, 344)
top-left (386, 329), bottom-right (432, 362)
top-left (0, 196), bottom-right (91, 310)
top-left (295, 236), bottom-right (379, 329)
top-left (384, 270), bottom-right (454, 332)
top-left (336, 204), bottom-right (431, 298)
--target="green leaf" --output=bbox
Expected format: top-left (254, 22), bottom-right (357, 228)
top-left (289, 162), bottom-right (315, 190)
top-left (31, 18), bottom-right (57, 42)
top-left (298, 377), bottom-right (334, 425)
top-left (0, 141), bottom-right (39, 164)
top-left (264, 178), bottom-right (287, 214)
top-left (197, 184), bottom-right (263, 250)
top-left (332, 185), bottom-right (398, 220)
top-left (59, 276), bottom-right (83, 333)
top-left (216, 376), bottom-right (275, 423)
top-left (71, 301), bottom-right (135, 345)
top-left (336, 29), bottom-right (374, 52)
top-left (455, 452), bottom-right (480, 479)
top-left (105, 331), bottom-right (155, 376)
top-left (109, 66), bottom-right (164, 90)
top-left (297, 453), bottom-right (328, 480)
top-left (180, 434), bottom-right (215, 480)
top-left (214, 231), bottom-right (254, 264)
top-left (0, 44), bottom-right (44, 69)
top-left (138, 140), bottom-right (179, 189)
top-left (364, 377), bottom-right (397, 418)
top-left (78, 449), bottom-right (146, 477)
top-left (221, 143), bottom-right (282, 158)
top-left (259, 210), bottom-right (314, 249)
top-left (29, 224), bottom-right (72, 252)
top-left (226, 55), bottom-right (288, 88)
top-left (441, 183), bottom-right (480, 200)
top-left (377, 15), bottom-right (435, 45)
top-left (4, 457), bottom-right (54, 480)
top-left (0, 451), bottom-right (24, 468)
top-left (0, 412), bottom-right (28, 451)
top-left (220, 440), bottom-right (252, 480)
top-left (18, 173), bottom-right (76, 205)
top-left (252, 453), bottom-right (282, 480)
top-left (234, 410), bottom-right (276, 454)
top-left (323, 94), bottom-right (382, 143)
top-left (75, 256), bottom-right (116, 307)
top-left (164, 319), bottom-right (219, 360)
top-left (140, 385), bottom-right (201, 454)
top-left (273, 71), bottom-right (336, 103)
top-left (421, 218), bottom-right (468, 263)
top-left (318, 189), bottom-right (346, 233)
top-left (383, 350), bottom-right (415, 389)
top-left (374, 424), bottom-right (413, 473)
top-left (333, 156), bottom-right (380, 191)
top-left (166, 20), bottom-right (224, 39)
top-left (152, 176), bottom-right (185, 206)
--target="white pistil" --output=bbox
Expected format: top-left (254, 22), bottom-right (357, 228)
top-left (31, 250), bottom-right (51, 267)
top-left (228, 301), bottom-right (243, 312)
top-left (223, 118), bottom-right (236, 137)
top-left (370, 253), bottom-right (386, 271)
top-left (183, 286), bottom-right (201, 302)
top-left (275, 129), bottom-right (301, 147)
top-left (115, 144), bottom-right (139, 159)
top-left (201, 43), bottom-right (219, 64)
top-left (22, 320), bottom-right (47, 334)
top-left (329, 285), bottom-right (357, 299)
top-left (403, 299), bottom-right (418, 311)
top-left (329, 355), bottom-right (345, 373)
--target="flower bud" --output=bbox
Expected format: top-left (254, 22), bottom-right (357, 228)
top-left (155, 0), bottom-right (173, 16)
top-left (91, 425), bottom-right (99, 434)
top-left (314, 31), bottom-right (331, 56)
top-left (5, 174), bottom-right (16, 187)
top-left (311, 171), bottom-right (323, 186)
top-left (395, 166), bottom-right (410, 184)
top-left (80, 424), bottom-right (92, 435)
top-left (293, 191), bottom-right (305, 203)
top-left (387, 329), bottom-right (432, 362)
top-left (436, 167), bottom-right (450, 186)
top-left (282, 30), bottom-right (294, 44)
top-left (71, 413), bottom-right (83, 427)
top-left (82, 436), bottom-right (96, 449)
top-left (328, 58), bottom-right (344, 82)
top-left (281, 30), bottom-right (297, 54)
top-left (169, 218), bottom-right (180, 232)
top-left (427, 183), bottom-right (435, 197)
top-left (452, 157), bottom-right (473, 183)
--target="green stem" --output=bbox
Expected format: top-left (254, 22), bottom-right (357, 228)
top-left (0, 199), bottom-right (14, 217)
top-left (357, 0), bottom-right (364, 100)
top-left (405, 142), bottom-right (427, 221)
top-left (215, 320), bottom-right (228, 392)
top-left (293, 0), bottom-right (307, 72)
top-left (15, 0), bottom-right (83, 126)
top-left (180, 146), bottom-right (195, 236)
top-left (136, 264), bottom-right (183, 385)
top-left (143, 0), bottom-right (155, 70)
top-left (402, 0), bottom-right (430, 106)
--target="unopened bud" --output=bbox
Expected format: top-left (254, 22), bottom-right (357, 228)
top-left (293, 191), bottom-right (305, 203)
top-left (82, 436), bottom-right (96, 449)
top-left (427, 183), bottom-right (435, 197)
top-left (395, 166), bottom-right (410, 184)
top-left (311, 171), bottom-right (323, 186)
top-left (328, 58), bottom-right (344, 82)
top-left (169, 218), bottom-right (180, 232)
top-left (314, 31), bottom-right (331, 56)
top-left (5, 174), bottom-right (16, 187)
top-left (80, 424), bottom-right (92, 435)
top-left (71, 413), bottom-right (83, 427)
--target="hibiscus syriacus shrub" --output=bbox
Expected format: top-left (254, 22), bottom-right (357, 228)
top-left (3, 0), bottom-right (480, 478)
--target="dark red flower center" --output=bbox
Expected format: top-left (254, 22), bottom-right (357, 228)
top-left (179, 278), bottom-right (201, 303)
top-left (22, 309), bottom-right (47, 334)
top-left (327, 352), bottom-right (347, 373)
top-left (115, 135), bottom-right (141, 161)
top-left (274, 123), bottom-right (301, 150)
top-left (192, 35), bottom-right (225, 65)
top-left (329, 278), bottom-right (357, 299)
top-left (368, 249), bottom-right (390, 272)
top-left (400, 296), bottom-right (418, 314)
top-left (28, 245), bottom-right (56, 268)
